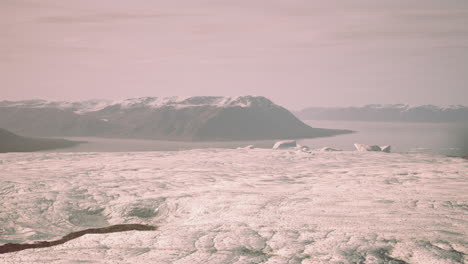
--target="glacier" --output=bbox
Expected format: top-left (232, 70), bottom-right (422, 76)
top-left (0, 149), bottom-right (467, 263)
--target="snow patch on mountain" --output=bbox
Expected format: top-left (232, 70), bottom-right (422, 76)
top-left (0, 96), bottom-right (275, 114)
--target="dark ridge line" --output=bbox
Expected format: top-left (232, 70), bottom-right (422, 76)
top-left (0, 224), bottom-right (157, 254)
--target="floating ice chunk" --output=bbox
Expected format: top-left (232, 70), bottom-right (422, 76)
top-left (294, 144), bottom-right (310, 152)
top-left (318, 147), bottom-right (342, 152)
top-left (380, 145), bottom-right (391, 153)
top-left (299, 145), bottom-right (310, 152)
top-left (354, 143), bottom-right (380, 151)
top-left (354, 143), bottom-right (391, 153)
top-left (237, 145), bottom-right (255, 150)
top-left (273, 140), bottom-right (297, 149)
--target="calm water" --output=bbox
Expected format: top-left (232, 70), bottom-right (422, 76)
top-left (300, 120), bottom-right (468, 156)
top-left (48, 121), bottom-right (468, 156)
top-left (48, 137), bottom-right (277, 152)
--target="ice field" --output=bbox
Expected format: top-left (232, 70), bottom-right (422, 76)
top-left (0, 149), bottom-right (467, 263)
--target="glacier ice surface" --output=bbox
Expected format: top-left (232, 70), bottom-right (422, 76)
top-left (0, 149), bottom-right (466, 263)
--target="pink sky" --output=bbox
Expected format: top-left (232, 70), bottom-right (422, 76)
top-left (1, 0), bottom-right (468, 109)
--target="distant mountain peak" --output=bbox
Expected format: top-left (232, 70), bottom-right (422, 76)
top-left (0, 96), bottom-right (275, 114)
top-left (296, 104), bottom-right (468, 122)
top-left (112, 96), bottom-right (274, 110)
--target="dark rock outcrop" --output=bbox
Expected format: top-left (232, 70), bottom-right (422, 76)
top-left (0, 224), bottom-right (157, 254)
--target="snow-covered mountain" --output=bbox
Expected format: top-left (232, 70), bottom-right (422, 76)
top-left (0, 96), bottom-right (275, 114)
top-left (0, 128), bottom-right (80, 153)
top-left (295, 104), bottom-right (468, 122)
top-left (0, 96), bottom-right (350, 141)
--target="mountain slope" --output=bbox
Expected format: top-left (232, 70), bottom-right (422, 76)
top-left (0, 96), bottom-right (351, 141)
top-left (295, 104), bottom-right (468, 122)
top-left (0, 128), bottom-right (81, 153)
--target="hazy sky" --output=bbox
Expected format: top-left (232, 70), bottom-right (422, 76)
top-left (1, 0), bottom-right (468, 109)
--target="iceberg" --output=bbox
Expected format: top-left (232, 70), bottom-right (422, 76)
top-left (354, 143), bottom-right (391, 153)
top-left (273, 140), bottom-right (297, 149)
top-left (380, 145), bottom-right (391, 153)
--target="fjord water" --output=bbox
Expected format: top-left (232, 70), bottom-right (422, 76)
top-left (46, 120), bottom-right (467, 156)
top-left (300, 120), bottom-right (468, 156)
top-left (46, 137), bottom-right (278, 152)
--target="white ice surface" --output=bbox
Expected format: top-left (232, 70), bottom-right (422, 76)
top-left (0, 150), bottom-right (467, 263)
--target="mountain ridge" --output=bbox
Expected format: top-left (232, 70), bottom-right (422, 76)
top-left (0, 96), bottom-right (277, 114)
top-left (0, 96), bottom-right (351, 141)
top-left (295, 104), bottom-right (468, 122)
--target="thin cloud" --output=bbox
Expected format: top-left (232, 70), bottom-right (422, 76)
top-left (37, 13), bottom-right (205, 24)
